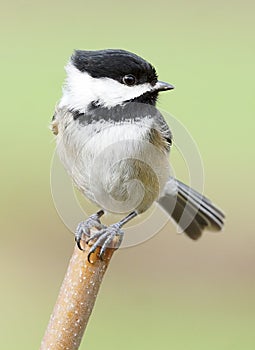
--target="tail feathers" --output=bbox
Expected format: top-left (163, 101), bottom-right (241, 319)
top-left (158, 179), bottom-right (225, 240)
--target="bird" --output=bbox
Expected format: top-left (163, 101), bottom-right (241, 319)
top-left (51, 49), bottom-right (225, 262)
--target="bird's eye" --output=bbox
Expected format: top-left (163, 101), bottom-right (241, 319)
top-left (122, 74), bottom-right (136, 86)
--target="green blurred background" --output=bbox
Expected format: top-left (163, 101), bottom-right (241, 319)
top-left (1, 0), bottom-right (254, 349)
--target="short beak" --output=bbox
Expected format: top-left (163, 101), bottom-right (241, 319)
top-left (154, 81), bottom-right (175, 92)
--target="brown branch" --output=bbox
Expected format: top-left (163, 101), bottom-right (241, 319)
top-left (40, 240), bottom-right (115, 350)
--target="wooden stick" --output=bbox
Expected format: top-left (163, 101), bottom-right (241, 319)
top-left (40, 241), bottom-right (115, 350)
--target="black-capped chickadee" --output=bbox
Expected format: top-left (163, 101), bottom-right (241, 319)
top-left (52, 49), bottom-right (224, 262)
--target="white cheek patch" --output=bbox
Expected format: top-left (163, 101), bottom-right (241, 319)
top-left (93, 77), bottom-right (152, 108)
top-left (59, 63), bottom-right (153, 112)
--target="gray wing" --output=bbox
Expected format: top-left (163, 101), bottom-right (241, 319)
top-left (149, 109), bottom-right (172, 152)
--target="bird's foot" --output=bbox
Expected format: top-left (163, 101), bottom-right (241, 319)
top-left (86, 223), bottom-right (124, 263)
top-left (75, 210), bottom-right (105, 250)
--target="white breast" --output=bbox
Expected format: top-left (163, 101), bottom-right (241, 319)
top-left (55, 109), bottom-right (170, 214)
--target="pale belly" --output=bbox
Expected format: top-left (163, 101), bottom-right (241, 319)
top-left (57, 119), bottom-right (170, 214)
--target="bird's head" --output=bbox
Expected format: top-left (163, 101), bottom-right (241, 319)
top-left (59, 49), bottom-right (174, 113)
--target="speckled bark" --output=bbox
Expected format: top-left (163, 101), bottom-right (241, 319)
top-left (40, 243), bottom-right (115, 350)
